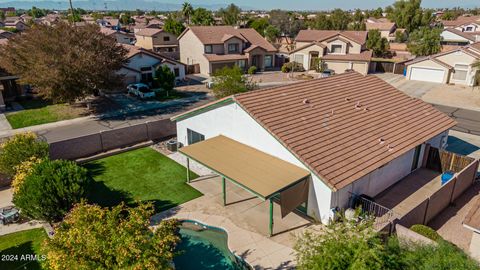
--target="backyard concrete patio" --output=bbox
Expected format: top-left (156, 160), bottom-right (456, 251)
top-left (375, 168), bottom-right (442, 217)
top-left (152, 166), bottom-right (312, 269)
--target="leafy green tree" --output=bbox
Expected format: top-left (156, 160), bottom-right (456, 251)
top-left (351, 9), bottom-right (366, 30)
top-left (191, 8), bottom-right (214, 26)
top-left (264, 25), bottom-right (280, 43)
top-left (372, 7), bottom-right (383, 18)
top-left (269, 9), bottom-right (304, 37)
top-left (13, 159), bottom-right (89, 222)
top-left (212, 66), bottom-right (257, 99)
top-left (441, 11), bottom-right (458, 21)
top-left (386, 0), bottom-right (433, 33)
top-left (250, 18), bottom-right (270, 37)
top-left (119, 13), bottom-right (133, 25)
top-left (154, 65), bottom-right (176, 97)
top-left (329, 9), bottom-right (351, 30)
top-left (311, 13), bottom-right (333, 30)
top-left (0, 11), bottom-right (5, 21)
top-left (407, 27), bottom-right (442, 56)
top-left (43, 202), bottom-right (180, 270)
top-left (0, 22), bottom-right (128, 103)
top-left (164, 16), bottom-right (185, 36)
top-left (395, 30), bottom-right (407, 42)
top-left (367, 29), bottom-right (389, 57)
top-left (218, 3), bottom-right (241, 25)
top-left (295, 217), bottom-right (389, 270)
top-left (0, 132), bottom-right (49, 177)
top-left (28, 6), bottom-right (46, 19)
top-left (182, 2), bottom-right (194, 25)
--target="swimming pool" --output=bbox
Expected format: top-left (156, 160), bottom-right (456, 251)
top-left (174, 220), bottom-right (251, 270)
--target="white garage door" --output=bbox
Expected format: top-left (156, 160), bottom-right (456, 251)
top-left (409, 67), bottom-right (445, 83)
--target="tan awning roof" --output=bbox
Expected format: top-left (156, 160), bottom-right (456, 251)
top-left (179, 135), bottom-right (310, 199)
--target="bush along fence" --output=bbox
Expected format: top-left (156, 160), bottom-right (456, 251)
top-left (49, 118), bottom-right (176, 160)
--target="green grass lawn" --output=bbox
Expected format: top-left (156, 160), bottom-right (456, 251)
top-left (84, 147), bottom-right (202, 212)
top-left (0, 228), bottom-right (47, 270)
top-left (6, 99), bottom-right (86, 129)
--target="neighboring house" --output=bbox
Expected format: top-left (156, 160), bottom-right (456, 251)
top-left (178, 26), bottom-right (277, 76)
top-left (171, 72), bottom-right (455, 223)
top-left (0, 30), bottom-right (15, 39)
top-left (0, 68), bottom-right (22, 112)
top-left (117, 44), bottom-right (186, 85)
top-left (97, 18), bottom-right (121, 30)
top-left (441, 15), bottom-right (480, 32)
top-left (135, 28), bottom-right (178, 55)
top-left (405, 42), bottom-right (480, 86)
top-left (441, 28), bottom-right (480, 46)
top-left (365, 19), bottom-right (405, 42)
top-left (4, 19), bottom-right (28, 31)
top-left (290, 30), bottom-right (371, 75)
top-left (100, 28), bottom-right (135, 45)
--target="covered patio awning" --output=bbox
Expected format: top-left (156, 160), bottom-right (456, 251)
top-left (179, 135), bottom-right (311, 236)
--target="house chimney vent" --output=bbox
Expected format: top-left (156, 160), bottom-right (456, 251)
top-left (303, 99), bottom-right (310, 104)
top-left (379, 138), bottom-right (385, 144)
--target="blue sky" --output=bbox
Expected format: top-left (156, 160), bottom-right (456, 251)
top-left (174, 0), bottom-right (479, 10)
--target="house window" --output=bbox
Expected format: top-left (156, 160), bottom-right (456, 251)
top-left (174, 68), bottom-right (180, 77)
top-left (237, 59), bottom-right (246, 69)
top-left (163, 36), bottom-right (170, 42)
top-left (228, 43), bottom-right (239, 53)
top-left (140, 66), bottom-right (152, 72)
top-left (187, 129), bottom-right (205, 145)
top-left (293, 54), bottom-right (304, 65)
top-left (331, 44), bottom-right (342, 53)
top-left (205, 45), bottom-right (213, 54)
top-left (453, 64), bottom-right (469, 81)
top-left (465, 26), bottom-right (473, 32)
top-left (141, 73), bottom-right (153, 82)
top-left (264, 55), bottom-right (273, 68)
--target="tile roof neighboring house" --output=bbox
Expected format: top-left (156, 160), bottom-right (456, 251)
top-left (321, 50), bottom-right (373, 61)
top-left (289, 42), bottom-right (326, 54)
top-left (122, 44), bottom-right (185, 66)
top-left (366, 22), bottom-right (396, 31)
top-left (470, 41), bottom-right (480, 51)
top-left (203, 53), bottom-right (249, 61)
top-left (441, 15), bottom-right (480, 27)
top-left (180, 26), bottom-right (277, 52)
top-left (406, 43), bottom-right (480, 66)
top-left (464, 197), bottom-right (480, 232)
top-left (295, 30), bottom-right (368, 45)
top-left (173, 72), bottom-right (456, 190)
top-left (443, 28), bottom-right (476, 41)
top-left (99, 27), bottom-right (117, 36)
top-left (367, 17), bottom-right (392, 23)
top-left (135, 28), bottom-right (163, 37)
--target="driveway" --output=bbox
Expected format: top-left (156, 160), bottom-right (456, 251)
top-left (375, 73), bottom-right (480, 111)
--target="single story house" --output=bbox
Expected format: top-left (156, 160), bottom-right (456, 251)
top-left (178, 26), bottom-right (277, 76)
top-left (405, 42), bottom-right (480, 86)
top-left (441, 15), bottom-right (480, 33)
top-left (440, 28), bottom-right (479, 46)
top-left (171, 72), bottom-right (455, 224)
top-left (100, 27), bottom-right (135, 45)
top-left (290, 30), bottom-right (371, 75)
top-left (117, 44), bottom-right (186, 85)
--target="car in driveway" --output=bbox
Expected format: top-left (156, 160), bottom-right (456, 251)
top-left (127, 83), bottom-right (155, 99)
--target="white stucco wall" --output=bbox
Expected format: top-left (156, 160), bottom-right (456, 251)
top-left (331, 130), bottom-right (449, 210)
top-left (123, 53), bottom-right (185, 80)
top-left (441, 31), bottom-right (473, 44)
top-left (176, 102), bottom-right (333, 221)
top-left (179, 30), bottom-right (210, 75)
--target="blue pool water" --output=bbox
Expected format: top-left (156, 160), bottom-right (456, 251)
top-left (174, 220), bottom-right (250, 270)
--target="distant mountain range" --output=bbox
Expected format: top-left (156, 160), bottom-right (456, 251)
top-left (0, 0), bottom-right (254, 11)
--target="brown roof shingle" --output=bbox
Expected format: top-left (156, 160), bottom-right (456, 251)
top-left (234, 72), bottom-right (455, 190)
top-left (321, 50), bottom-right (372, 62)
top-left (135, 28), bottom-right (163, 37)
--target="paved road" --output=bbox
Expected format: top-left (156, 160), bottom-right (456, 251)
top-left (431, 104), bottom-right (480, 136)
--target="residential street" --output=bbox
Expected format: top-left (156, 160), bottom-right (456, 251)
top-left (433, 104), bottom-right (480, 136)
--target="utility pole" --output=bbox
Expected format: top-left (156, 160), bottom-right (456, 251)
top-left (68, 0), bottom-right (75, 25)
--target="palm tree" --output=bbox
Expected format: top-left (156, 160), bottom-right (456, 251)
top-left (182, 2), bottom-right (194, 25)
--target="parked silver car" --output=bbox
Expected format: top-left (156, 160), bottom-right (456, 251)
top-left (127, 83), bottom-right (155, 99)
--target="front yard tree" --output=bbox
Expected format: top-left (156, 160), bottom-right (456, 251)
top-left (154, 65), bottom-right (176, 97)
top-left (43, 202), bottom-right (180, 270)
top-left (407, 27), bottom-right (442, 56)
top-left (0, 22), bottom-right (128, 103)
top-left (13, 159), bottom-right (89, 222)
top-left (212, 66), bottom-right (257, 99)
top-left (366, 29), bottom-right (389, 57)
top-left (0, 132), bottom-right (49, 177)
top-left (264, 25), bottom-right (280, 43)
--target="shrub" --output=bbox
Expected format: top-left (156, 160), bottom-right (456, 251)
top-left (13, 159), bottom-right (89, 222)
top-left (247, 66), bottom-right (257, 75)
top-left (212, 65), bottom-right (257, 99)
top-left (281, 61), bottom-right (305, 73)
top-left (410, 224), bottom-right (442, 242)
top-left (43, 202), bottom-right (180, 270)
top-left (0, 132), bottom-right (49, 177)
top-left (154, 65), bottom-right (176, 96)
top-left (11, 157), bottom-right (42, 193)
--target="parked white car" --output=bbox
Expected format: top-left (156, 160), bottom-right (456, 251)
top-left (127, 83), bottom-right (155, 99)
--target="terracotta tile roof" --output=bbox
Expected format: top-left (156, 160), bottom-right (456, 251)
top-left (181, 26), bottom-right (276, 52)
top-left (321, 50), bottom-right (372, 62)
top-left (366, 22), bottom-right (396, 31)
top-left (174, 72), bottom-right (456, 190)
top-left (464, 197), bottom-right (480, 231)
top-left (443, 28), bottom-right (476, 41)
top-left (235, 72), bottom-right (455, 190)
top-left (389, 42), bottom-right (408, 51)
top-left (470, 41), bottom-right (480, 51)
top-left (135, 28), bottom-right (163, 37)
top-left (441, 15), bottom-right (480, 27)
top-left (203, 53), bottom-right (248, 62)
top-left (100, 27), bottom-right (117, 36)
top-left (296, 30), bottom-right (368, 45)
top-left (289, 42), bottom-right (326, 54)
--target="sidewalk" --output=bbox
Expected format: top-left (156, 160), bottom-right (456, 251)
top-left (0, 113), bottom-right (12, 132)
